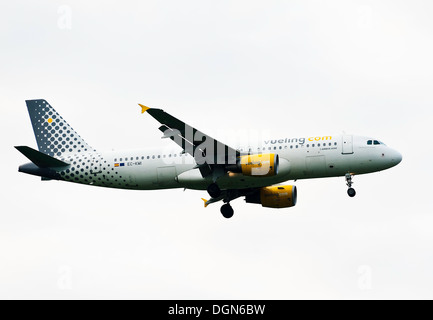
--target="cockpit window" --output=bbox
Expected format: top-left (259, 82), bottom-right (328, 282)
top-left (368, 140), bottom-right (386, 146)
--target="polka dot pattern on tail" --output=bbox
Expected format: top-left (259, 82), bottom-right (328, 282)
top-left (26, 99), bottom-right (94, 158)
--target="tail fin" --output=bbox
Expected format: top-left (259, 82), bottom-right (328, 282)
top-left (26, 99), bottom-right (94, 158)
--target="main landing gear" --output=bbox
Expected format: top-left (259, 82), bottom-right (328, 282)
top-left (207, 183), bottom-right (237, 219)
top-left (345, 173), bottom-right (356, 198)
top-left (220, 203), bottom-right (234, 219)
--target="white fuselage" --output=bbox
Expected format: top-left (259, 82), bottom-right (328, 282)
top-left (55, 134), bottom-right (402, 191)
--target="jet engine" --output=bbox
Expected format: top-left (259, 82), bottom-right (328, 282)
top-left (226, 153), bottom-right (279, 177)
top-left (245, 185), bottom-right (297, 208)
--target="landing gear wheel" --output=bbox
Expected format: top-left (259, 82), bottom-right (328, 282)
top-left (345, 173), bottom-right (356, 198)
top-left (207, 183), bottom-right (221, 198)
top-left (347, 188), bottom-right (356, 198)
top-left (220, 204), bottom-right (234, 219)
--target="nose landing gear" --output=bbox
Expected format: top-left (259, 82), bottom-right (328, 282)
top-left (345, 173), bottom-right (357, 198)
top-left (347, 188), bottom-right (356, 197)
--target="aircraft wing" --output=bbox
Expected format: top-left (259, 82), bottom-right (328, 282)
top-left (140, 104), bottom-right (241, 177)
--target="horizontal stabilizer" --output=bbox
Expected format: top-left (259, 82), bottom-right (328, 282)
top-left (15, 146), bottom-right (69, 168)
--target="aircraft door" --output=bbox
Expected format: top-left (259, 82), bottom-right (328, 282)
top-left (342, 135), bottom-right (354, 154)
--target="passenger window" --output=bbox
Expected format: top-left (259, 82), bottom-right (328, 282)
top-left (147, 156), bottom-right (150, 159)
top-left (312, 144), bottom-right (315, 147)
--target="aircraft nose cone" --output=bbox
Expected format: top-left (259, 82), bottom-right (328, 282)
top-left (392, 150), bottom-right (403, 165)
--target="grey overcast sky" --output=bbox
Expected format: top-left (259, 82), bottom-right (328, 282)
top-left (1, 0), bottom-right (432, 299)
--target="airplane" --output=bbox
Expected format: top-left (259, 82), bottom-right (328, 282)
top-left (16, 99), bottom-right (402, 219)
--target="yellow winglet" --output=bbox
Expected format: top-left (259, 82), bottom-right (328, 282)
top-left (201, 198), bottom-right (209, 208)
top-left (138, 104), bottom-right (150, 114)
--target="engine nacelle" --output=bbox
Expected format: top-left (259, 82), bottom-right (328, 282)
top-left (227, 153), bottom-right (279, 177)
top-left (246, 185), bottom-right (297, 208)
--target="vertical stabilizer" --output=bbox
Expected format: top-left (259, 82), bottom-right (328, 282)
top-left (26, 99), bottom-right (94, 158)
